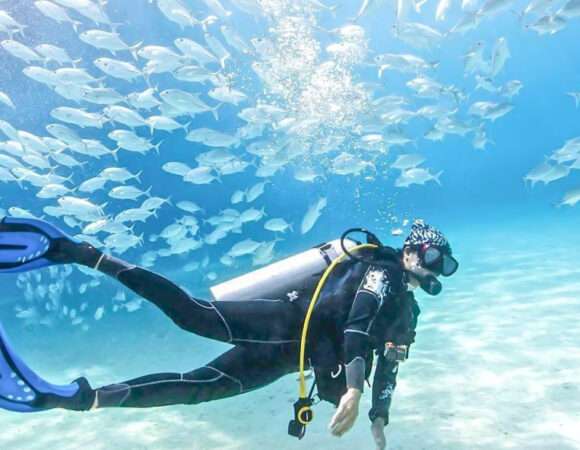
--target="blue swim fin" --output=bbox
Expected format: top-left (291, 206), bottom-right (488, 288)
top-left (0, 217), bottom-right (77, 274)
top-left (0, 322), bottom-right (83, 412)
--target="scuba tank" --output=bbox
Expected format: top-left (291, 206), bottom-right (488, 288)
top-left (210, 238), bottom-right (359, 302)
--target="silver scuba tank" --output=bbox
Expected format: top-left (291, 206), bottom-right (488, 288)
top-left (210, 238), bottom-right (358, 302)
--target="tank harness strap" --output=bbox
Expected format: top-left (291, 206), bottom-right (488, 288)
top-left (316, 241), bottom-right (339, 266)
top-left (319, 248), bottom-right (332, 266)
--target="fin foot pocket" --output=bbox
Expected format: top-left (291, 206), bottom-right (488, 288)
top-left (0, 322), bottom-right (90, 412)
top-left (0, 217), bottom-right (78, 273)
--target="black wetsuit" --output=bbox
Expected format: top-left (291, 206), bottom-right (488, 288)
top-left (44, 243), bottom-right (420, 427)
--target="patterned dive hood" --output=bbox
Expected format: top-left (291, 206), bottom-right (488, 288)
top-left (403, 219), bottom-right (452, 254)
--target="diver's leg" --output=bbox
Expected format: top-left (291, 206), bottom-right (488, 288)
top-left (46, 240), bottom-right (304, 344)
top-left (46, 240), bottom-right (234, 342)
top-left (88, 344), bottom-right (299, 409)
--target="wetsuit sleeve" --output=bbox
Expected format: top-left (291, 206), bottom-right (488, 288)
top-left (368, 354), bottom-right (399, 425)
top-left (369, 295), bottom-right (421, 426)
top-left (344, 265), bottom-right (390, 392)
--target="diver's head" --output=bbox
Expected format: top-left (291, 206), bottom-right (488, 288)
top-left (401, 220), bottom-right (458, 296)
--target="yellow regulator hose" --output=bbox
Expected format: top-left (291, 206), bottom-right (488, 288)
top-left (298, 243), bottom-right (378, 401)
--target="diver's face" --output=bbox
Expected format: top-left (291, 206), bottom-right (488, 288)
top-left (402, 247), bottom-right (439, 289)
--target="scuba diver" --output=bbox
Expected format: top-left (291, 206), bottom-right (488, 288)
top-left (0, 217), bottom-right (458, 450)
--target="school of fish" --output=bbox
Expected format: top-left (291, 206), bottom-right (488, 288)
top-left (0, 0), bottom-right (577, 329)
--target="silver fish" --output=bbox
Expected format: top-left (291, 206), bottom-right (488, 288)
top-left (35, 44), bottom-right (79, 66)
top-left (34, 1), bottom-right (81, 31)
top-left (300, 197), bottom-right (327, 234)
top-left (109, 185), bottom-right (151, 201)
top-left (227, 238), bottom-right (261, 257)
top-left (395, 168), bottom-right (443, 187)
top-left (186, 128), bottom-right (239, 147)
top-left (79, 30), bottom-right (141, 59)
top-left (174, 38), bottom-right (217, 65)
top-left (51, 107), bottom-right (105, 128)
top-left (183, 166), bottom-right (219, 184)
top-left (94, 57), bottom-right (142, 81)
top-left (1, 40), bottom-right (42, 63)
top-left (0, 91), bottom-right (14, 109)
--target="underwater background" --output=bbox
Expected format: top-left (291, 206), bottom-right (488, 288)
top-left (1, 0), bottom-right (580, 448)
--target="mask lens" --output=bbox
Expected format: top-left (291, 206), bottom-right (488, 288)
top-left (441, 254), bottom-right (459, 276)
top-left (422, 246), bottom-right (441, 266)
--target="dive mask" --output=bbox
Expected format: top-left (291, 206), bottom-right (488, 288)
top-left (418, 244), bottom-right (458, 277)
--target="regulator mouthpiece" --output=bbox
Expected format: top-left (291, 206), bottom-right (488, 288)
top-left (419, 274), bottom-right (442, 296)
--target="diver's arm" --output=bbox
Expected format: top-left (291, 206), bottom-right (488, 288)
top-left (369, 353), bottom-right (399, 426)
top-left (369, 293), bottom-right (420, 427)
top-left (344, 265), bottom-right (389, 392)
top-left (329, 266), bottom-right (388, 437)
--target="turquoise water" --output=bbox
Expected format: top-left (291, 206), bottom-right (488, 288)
top-left (1, 0), bottom-right (580, 449)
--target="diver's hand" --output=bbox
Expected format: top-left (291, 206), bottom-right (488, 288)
top-left (371, 417), bottom-right (387, 450)
top-left (328, 388), bottom-right (361, 437)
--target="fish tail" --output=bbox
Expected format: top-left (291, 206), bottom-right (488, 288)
top-left (434, 170), bottom-right (443, 185)
top-left (135, 170), bottom-right (143, 183)
top-left (211, 104), bottom-right (221, 121)
top-left (143, 72), bottom-right (152, 88)
top-left (378, 64), bottom-right (388, 78)
top-left (153, 140), bottom-right (163, 154)
top-left (109, 22), bottom-right (124, 33)
top-left (13, 175), bottom-right (24, 189)
top-left (129, 41), bottom-right (142, 61)
top-left (201, 17), bottom-right (214, 32)
top-left (512, 8), bottom-right (525, 24)
top-left (72, 21), bottom-right (82, 33)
